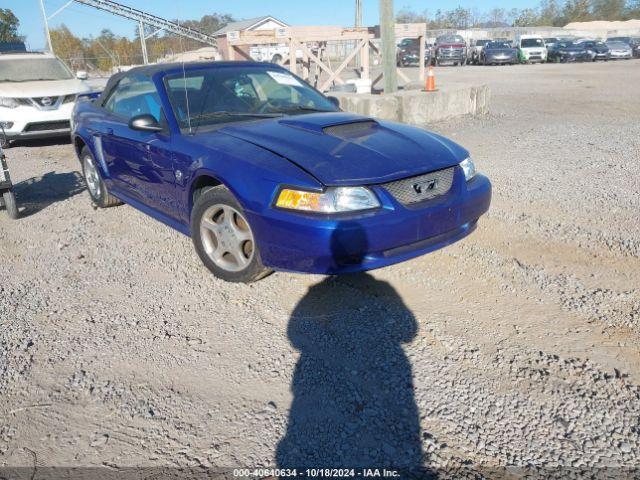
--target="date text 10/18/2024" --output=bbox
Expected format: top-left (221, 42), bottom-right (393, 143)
top-left (233, 468), bottom-right (401, 477)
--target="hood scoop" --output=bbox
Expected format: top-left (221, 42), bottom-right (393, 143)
top-left (323, 120), bottom-right (379, 139)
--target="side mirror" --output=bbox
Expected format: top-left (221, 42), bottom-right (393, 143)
top-left (76, 70), bottom-right (88, 80)
top-left (129, 114), bottom-right (163, 132)
top-left (327, 96), bottom-right (341, 108)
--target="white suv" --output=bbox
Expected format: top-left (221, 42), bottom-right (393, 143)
top-left (0, 52), bottom-right (91, 145)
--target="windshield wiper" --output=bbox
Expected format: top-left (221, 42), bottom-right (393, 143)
top-left (271, 105), bottom-right (335, 113)
top-left (192, 111), bottom-right (283, 120)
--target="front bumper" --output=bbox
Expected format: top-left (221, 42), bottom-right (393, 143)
top-left (0, 103), bottom-right (74, 142)
top-left (486, 56), bottom-right (516, 64)
top-left (609, 52), bottom-right (632, 59)
top-left (558, 53), bottom-right (588, 62)
top-left (249, 169), bottom-right (491, 274)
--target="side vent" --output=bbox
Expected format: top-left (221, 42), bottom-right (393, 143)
top-left (322, 121), bottom-right (378, 139)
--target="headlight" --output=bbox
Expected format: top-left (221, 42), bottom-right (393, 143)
top-left (459, 157), bottom-right (477, 181)
top-left (275, 186), bottom-right (380, 213)
top-left (0, 97), bottom-right (19, 109)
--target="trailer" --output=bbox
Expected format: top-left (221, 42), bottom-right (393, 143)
top-left (0, 137), bottom-right (18, 219)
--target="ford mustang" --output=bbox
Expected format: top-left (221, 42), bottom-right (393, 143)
top-left (71, 62), bottom-right (491, 282)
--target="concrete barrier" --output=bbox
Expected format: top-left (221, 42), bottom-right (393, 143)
top-left (332, 84), bottom-right (490, 127)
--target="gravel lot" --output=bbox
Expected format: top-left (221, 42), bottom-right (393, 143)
top-left (1, 60), bottom-right (639, 477)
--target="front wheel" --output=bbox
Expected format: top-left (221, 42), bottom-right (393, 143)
top-left (2, 190), bottom-right (18, 219)
top-left (191, 186), bottom-right (271, 283)
top-left (81, 147), bottom-right (121, 208)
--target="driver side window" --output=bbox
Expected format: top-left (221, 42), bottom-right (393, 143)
top-left (104, 75), bottom-right (164, 124)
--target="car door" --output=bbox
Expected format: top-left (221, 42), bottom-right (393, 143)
top-left (100, 74), bottom-right (177, 219)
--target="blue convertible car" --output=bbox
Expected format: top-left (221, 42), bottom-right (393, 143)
top-left (72, 62), bottom-right (491, 282)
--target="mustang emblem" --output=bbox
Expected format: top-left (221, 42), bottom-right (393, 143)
top-left (413, 178), bottom-right (438, 194)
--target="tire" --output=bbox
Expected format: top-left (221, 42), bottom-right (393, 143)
top-left (80, 146), bottom-right (121, 208)
top-left (270, 54), bottom-right (283, 65)
top-left (191, 185), bottom-right (271, 283)
top-left (2, 190), bottom-right (18, 219)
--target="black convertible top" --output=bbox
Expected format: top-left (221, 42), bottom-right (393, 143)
top-left (97, 61), bottom-right (267, 105)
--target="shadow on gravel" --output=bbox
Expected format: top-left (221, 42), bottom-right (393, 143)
top-left (8, 136), bottom-right (71, 149)
top-left (14, 171), bottom-right (85, 218)
top-left (277, 223), bottom-right (432, 478)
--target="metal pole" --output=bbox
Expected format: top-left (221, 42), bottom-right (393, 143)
top-left (355, 0), bottom-right (363, 69)
top-left (39, 0), bottom-right (53, 53)
top-left (379, 0), bottom-right (397, 93)
top-left (138, 20), bottom-right (149, 64)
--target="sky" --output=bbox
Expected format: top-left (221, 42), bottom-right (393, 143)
top-left (8, 0), bottom-right (539, 51)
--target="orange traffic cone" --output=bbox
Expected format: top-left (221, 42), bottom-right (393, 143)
top-left (425, 65), bottom-right (436, 92)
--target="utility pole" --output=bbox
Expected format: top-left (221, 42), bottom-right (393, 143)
top-left (39, 0), bottom-right (54, 53)
top-left (138, 21), bottom-right (149, 64)
top-left (379, 0), bottom-right (397, 93)
top-left (355, 0), bottom-right (363, 69)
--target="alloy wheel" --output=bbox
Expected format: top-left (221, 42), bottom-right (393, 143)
top-left (84, 155), bottom-right (101, 199)
top-left (200, 204), bottom-right (255, 272)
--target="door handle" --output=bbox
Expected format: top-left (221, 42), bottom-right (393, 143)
top-left (106, 128), bottom-right (114, 136)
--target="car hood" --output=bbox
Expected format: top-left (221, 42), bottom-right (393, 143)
top-left (213, 112), bottom-right (466, 186)
top-left (0, 79), bottom-right (91, 98)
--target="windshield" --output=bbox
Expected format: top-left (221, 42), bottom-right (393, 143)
top-left (164, 66), bottom-right (338, 131)
top-left (607, 41), bottom-right (629, 48)
top-left (476, 40), bottom-right (490, 46)
top-left (438, 35), bottom-right (464, 44)
top-left (0, 57), bottom-right (74, 82)
top-left (487, 42), bottom-right (511, 49)
top-left (521, 38), bottom-right (544, 48)
top-left (544, 38), bottom-right (558, 43)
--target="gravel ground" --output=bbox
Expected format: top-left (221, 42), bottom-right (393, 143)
top-left (1, 60), bottom-right (639, 478)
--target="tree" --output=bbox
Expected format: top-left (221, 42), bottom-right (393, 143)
top-left (626, 0), bottom-right (640, 19)
top-left (538, 0), bottom-right (563, 26)
top-left (395, 6), bottom-right (428, 24)
top-left (50, 25), bottom-right (85, 68)
top-left (485, 8), bottom-right (509, 27)
top-left (513, 8), bottom-right (540, 26)
top-left (562, 0), bottom-right (592, 23)
top-left (591, 0), bottom-right (626, 20)
top-left (447, 7), bottom-right (472, 29)
top-left (0, 8), bottom-right (21, 42)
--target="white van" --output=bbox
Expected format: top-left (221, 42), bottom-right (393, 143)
top-left (514, 35), bottom-right (547, 63)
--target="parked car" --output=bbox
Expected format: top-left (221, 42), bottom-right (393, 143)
top-left (396, 38), bottom-right (431, 67)
top-left (580, 40), bottom-right (610, 61)
top-left (514, 35), bottom-right (547, 63)
top-left (606, 41), bottom-right (633, 60)
top-left (606, 36), bottom-right (640, 57)
top-left (71, 62), bottom-right (491, 282)
top-left (0, 41), bottom-right (27, 53)
top-left (547, 41), bottom-right (589, 63)
top-left (480, 41), bottom-right (518, 65)
top-left (0, 52), bottom-right (91, 145)
top-left (468, 39), bottom-right (490, 65)
top-left (433, 34), bottom-right (467, 66)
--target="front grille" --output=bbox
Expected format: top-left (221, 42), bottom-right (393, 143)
top-left (23, 120), bottom-right (70, 132)
top-left (439, 47), bottom-right (464, 58)
top-left (31, 96), bottom-right (61, 107)
top-left (382, 167), bottom-right (455, 205)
